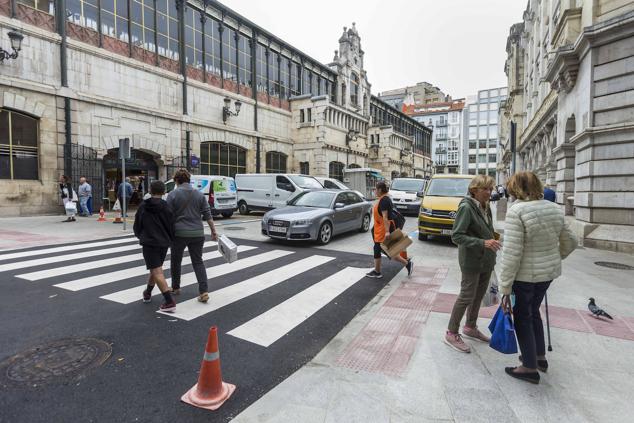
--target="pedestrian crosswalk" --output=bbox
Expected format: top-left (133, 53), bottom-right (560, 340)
top-left (0, 234), bottom-right (388, 348)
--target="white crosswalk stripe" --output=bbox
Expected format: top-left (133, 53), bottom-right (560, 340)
top-left (102, 249), bottom-right (293, 304)
top-left (55, 245), bottom-right (254, 292)
top-left (0, 234), bottom-right (134, 259)
top-left (157, 255), bottom-right (335, 320)
top-left (227, 267), bottom-right (369, 347)
top-left (16, 242), bottom-right (217, 281)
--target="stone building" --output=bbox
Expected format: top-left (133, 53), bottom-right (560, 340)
top-left (500, 0), bottom-right (634, 251)
top-left (377, 82), bottom-right (451, 111)
top-left (0, 1), bottom-right (430, 216)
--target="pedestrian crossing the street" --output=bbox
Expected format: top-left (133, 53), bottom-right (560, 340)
top-left (0, 235), bottom-right (398, 349)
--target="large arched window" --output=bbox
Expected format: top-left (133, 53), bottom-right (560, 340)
top-left (350, 73), bottom-right (359, 106)
top-left (329, 161), bottom-right (345, 182)
top-left (0, 109), bottom-right (39, 180)
top-left (348, 163), bottom-right (361, 169)
top-left (199, 142), bottom-right (246, 177)
top-left (266, 152), bottom-right (287, 173)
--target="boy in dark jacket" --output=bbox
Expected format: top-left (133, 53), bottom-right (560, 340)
top-left (133, 180), bottom-right (177, 312)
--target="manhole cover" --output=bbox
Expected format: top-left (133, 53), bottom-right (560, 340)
top-left (224, 226), bottom-right (246, 231)
top-left (594, 261), bottom-right (634, 270)
top-left (1, 338), bottom-right (111, 386)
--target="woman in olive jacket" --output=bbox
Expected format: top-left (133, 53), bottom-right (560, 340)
top-left (444, 175), bottom-right (501, 353)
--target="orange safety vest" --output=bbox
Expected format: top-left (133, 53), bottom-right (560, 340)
top-left (373, 195), bottom-right (388, 243)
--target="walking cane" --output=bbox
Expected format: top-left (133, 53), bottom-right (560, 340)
top-left (544, 292), bottom-right (553, 352)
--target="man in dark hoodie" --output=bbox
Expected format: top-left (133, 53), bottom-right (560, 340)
top-left (133, 180), bottom-right (177, 312)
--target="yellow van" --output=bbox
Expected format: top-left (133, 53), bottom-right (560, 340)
top-left (418, 174), bottom-right (474, 240)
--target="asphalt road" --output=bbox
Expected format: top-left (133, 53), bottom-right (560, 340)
top-left (0, 235), bottom-right (402, 422)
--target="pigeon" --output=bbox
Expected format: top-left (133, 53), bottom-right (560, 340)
top-left (588, 298), bottom-right (613, 320)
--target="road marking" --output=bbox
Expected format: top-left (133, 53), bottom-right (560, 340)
top-left (0, 237), bottom-right (136, 262)
top-left (16, 241), bottom-right (218, 281)
top-left (228, 266), bottom-right (369, 347)
top-left (101, 249), bottom-right (293, 304)
top-left (158, 255), bottom-right (335, 320)
top-left (55, 244), bottom-right (252, 292)
top-left (0, 243), bottom-right (140, 273)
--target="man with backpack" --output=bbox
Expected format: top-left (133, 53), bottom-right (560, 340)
top-left (366, 181), bottom-right (413, 279)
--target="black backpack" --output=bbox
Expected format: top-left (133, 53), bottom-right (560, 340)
top-left (389, 208), bottom-right (406, 230)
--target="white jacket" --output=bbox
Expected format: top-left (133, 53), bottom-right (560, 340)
top-left (498, 200), bottom-right (578, 295)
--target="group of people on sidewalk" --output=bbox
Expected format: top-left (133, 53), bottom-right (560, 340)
top-left (445, 171), bottom-right (578, 384)
top-left (133, 169), bottom-right (218, 312)
top-left (59, 175), bottom-right (93, 222)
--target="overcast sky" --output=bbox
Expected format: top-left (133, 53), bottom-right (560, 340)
top-left (221, 0), bottom-right (526, 99)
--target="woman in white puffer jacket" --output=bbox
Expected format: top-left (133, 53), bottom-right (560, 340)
top-left (499, 171), bottom-right (578, 385)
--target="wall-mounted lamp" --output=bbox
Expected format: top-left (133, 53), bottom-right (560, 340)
top-left (1, 30), bottom-right (24, 63)
top-left (222, 97), bottom-right (242, 124)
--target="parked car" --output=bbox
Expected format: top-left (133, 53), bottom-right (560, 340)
top-left (261, 189), bottom-right (372, 245)
top-left (165, 175), bottom-right (238, 218)
top-left (389, 177), bottom-right (427, 215)
top-left (235, 173), bottom-right (322, 215)
top-left (418, 174), bottom-right (474, 240)
top-left (314, 176), bottom-right (367, 200)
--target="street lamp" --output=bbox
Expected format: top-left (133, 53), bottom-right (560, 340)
top-left (222, 97), bottom-right (242, 123)
top-left (0, 30), bottom-right (24, 63)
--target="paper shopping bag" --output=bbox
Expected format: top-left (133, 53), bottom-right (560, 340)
top-left (380, 229), bottom-right (413, 259)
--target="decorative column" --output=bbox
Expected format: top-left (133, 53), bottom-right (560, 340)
top-left (553, 143), bottom-right (576, 215)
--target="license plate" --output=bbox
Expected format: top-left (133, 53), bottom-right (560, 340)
top-left (396, 205), bottom-right (407, 210)
top-left (268, 226), bottom-right (287, 234)
top-left (441, 229), bottom-right (453, 235)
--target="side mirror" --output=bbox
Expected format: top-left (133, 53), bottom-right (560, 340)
top-left (334, 202), bottom-right (345, 209)
top-left (416, 191), bottom-right (424, 198)
top-left (490, 192), bottom-right (500, 202)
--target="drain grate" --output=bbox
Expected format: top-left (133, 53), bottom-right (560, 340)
top-left (223, 226), bottom-right (246, 231)
top-left (1, 338), bottom-right (112, 387)
top-left (594, 261), bottom-right (634, 270)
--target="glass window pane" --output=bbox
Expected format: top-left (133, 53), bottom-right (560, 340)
top-left (10, 113), bottom-right (38, 148)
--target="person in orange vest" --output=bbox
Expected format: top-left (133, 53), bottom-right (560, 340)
top-left (366, 181), bottom-right (413, 279)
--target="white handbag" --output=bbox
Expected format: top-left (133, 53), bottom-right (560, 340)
top-left (218, 234), bottom-right (238, 263)
top-left (65, 201), bottom-right (77, 216)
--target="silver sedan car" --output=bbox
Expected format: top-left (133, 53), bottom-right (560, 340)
top-left (261, 190), bottom-right (372, 245)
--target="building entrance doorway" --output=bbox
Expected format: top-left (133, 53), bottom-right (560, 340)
top-left (103, 149), bottom-right (159, 207)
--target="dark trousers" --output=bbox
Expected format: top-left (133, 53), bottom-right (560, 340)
top-left (512, 281), bottom-right (552, 369)
top-left (448, 271), bottom-right (492, 333)
top-left (170, 237), bottom-right (207, 294)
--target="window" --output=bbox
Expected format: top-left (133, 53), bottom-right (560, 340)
top-left (489, 110), bottom-right (498, 124)
top-left (306, 108), bottom-right (311, 122)
top-left (478, 154), bottom-right (487, 163)
top-left (479, 90), bottom-right (489, 99)
top-left (0, 109), bottom-right (39, 180)
top-left (299, 161), bottom-right (309, 175)
top-left (101, 0), bottom-right (130, 42)
top-left (280, 56), bottom-right (290, 99)
top-left (350, 72), bottom-right (359, 106)
top-left (237, 34), bottom-right (251, 86)
top-left (222, 26), bottom-right (237, 82)
top-left (268, 51), bottom-right (279, 97)
top-left (199, 142), bottom-right (246, 177)
top-left (469, 126), bottom-right (477, 140)
top-left (478, 126), bottom-right (488, 139)
top-left (335, 192), bottom-right (348, 205)
top-left (276, 175), bottom-right (294, 192)
top-left (256, 44), bottom-right (267, 93)
top-left (66, 0), bottom-right (97, 29)
top-left (323, 180), bottom-right (339, 189)
top-left (266, 152), bottom-right (287, 173)
top-left (299, 109), bottom-right (305, 123)
top-left (18, 0), bottom-right (54, 14)
top-left (291, 61), bottom-right (301, 96)
top-left (156, 0), bottom-right (179, 59)
top-left (329, 161), bottom-right (345, 182)
top-left (204, 18), bottom-right (221, 76)
top-left (311, 71), bottom-right (319, 96)
top-left (130, 0), bottom-right (156, 51)
top-left (488, 139), bottom-right (497, 148)
top-left (478, 111), bottom-right (488, 125)
top-left (488, 169), bottom-right (496, 177)
top-left (184, 8), bottom-right (203, 69)
top-left (489, 125), bottom-right (498, 139)
top-left (468, 169), bottom-right (476, 175)
top-left (479, 140), bottom-right (487, 149)
top-left (489, 154), bottom-right (497, 163)
top-left (302, 67), bottom-right (311, 95)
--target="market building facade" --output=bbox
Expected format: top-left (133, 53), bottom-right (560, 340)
top-left (0, 0), bottom-right (431, 216)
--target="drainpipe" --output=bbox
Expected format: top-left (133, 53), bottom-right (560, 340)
top-left (186, 130), bottom-right (191, 171)
top-left (177, 0), bottom-right (187, 115)
top-left (57, 0), bottom-right (72, 177)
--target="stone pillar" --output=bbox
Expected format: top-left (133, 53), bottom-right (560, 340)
top-left (553, 143), bottom-right (575, 215)
top-left (545, 161), bottom-right (557, 188)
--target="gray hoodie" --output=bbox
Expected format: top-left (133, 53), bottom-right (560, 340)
top-left (167, 183), bottom-right (212, 238)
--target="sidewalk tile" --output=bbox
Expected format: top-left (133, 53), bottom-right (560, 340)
top-left (581, 314), bottom-right (634, 341)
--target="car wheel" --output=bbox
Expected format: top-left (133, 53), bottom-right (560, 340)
top-left (221, 212), bottom-right (233, 219)
top-left (238, 201), bottom-right (249, 215)
top-left (359, 214), bottom-right (371, 232)
top-left (418, 232), bottom-right (428, 241)
top-left (317, 222), bottom-right (333, 245)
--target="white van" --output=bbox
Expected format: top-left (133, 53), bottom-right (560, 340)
top-left (235, 173), bottom-right (322, 215)
top-left (165, 175), bottom-right (238, 218)
top-left (389, 177), bottom-right (427, 215)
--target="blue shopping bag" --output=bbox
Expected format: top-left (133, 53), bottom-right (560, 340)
top-left (488, 306), bottom-right (518, 354)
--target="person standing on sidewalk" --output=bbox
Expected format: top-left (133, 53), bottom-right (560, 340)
top-left (59, 175), bottom-right (76, 222)
top-left (444, 175), bottom-right (500, 353)
top-left (365, 181), bottom-right (412, 279)
top-left (167, 169), bottom-right (218, 303)
top-left (78, 177), bottom-right (92, 217)
top-left (498, 171), bottom-right (577, 384)
top-left (134, 180), bottom-right (177, 312)
top-left (117, 177), bottom-right (133, 217)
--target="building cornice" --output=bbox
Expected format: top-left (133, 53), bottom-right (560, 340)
top-left (519, 90), bottom-right (557, 152)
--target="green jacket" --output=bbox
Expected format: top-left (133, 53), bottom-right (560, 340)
top-left (451, 196), bottom-right (496, 273)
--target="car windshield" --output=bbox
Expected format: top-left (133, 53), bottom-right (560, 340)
top-left (391, 179), bottom-right (426, 192)
top-left (289, 175), bottom-right (323, 189)
top-left (425, 178), bottom-right (472, 197)
top-left (289, 191), bottom-right (336, 208)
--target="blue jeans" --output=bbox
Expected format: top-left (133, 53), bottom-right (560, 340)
top-left (79, 197), bottom-right (90, 216)
top-left (87, 197), bottom-right (93, 214)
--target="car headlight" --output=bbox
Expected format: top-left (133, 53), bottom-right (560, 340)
top-left (293, 219), bottom-right (313, 226)
top-left (421, 207), bottom-right (433, 216)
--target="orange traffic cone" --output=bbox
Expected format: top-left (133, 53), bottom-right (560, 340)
top-left (181, 326), bottom-right (235, 411)
top-left (97, 206), bottom-right (107, 222)
top-left (112, 208), bottom-right (123, 224)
